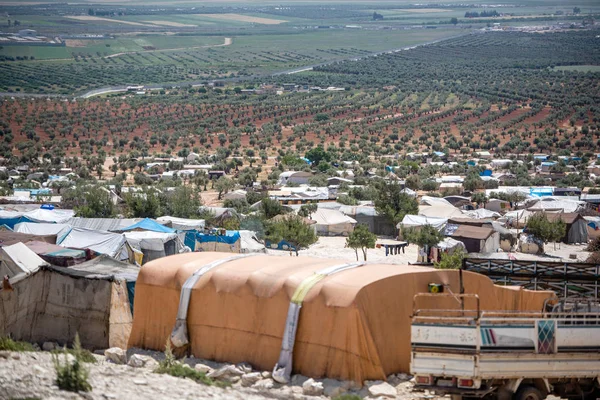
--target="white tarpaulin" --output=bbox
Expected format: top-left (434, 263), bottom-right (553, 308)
top-left (239, 230), bottom-right (266, 253)
top-left (463, 209), bottom-right (501, 220)
top-left (22, 209), bottom-right (74, 223)
top-left (501, 209), bottom-right (536, 228)
top-left (14, 222), bottom-right (71, 242)
top-left (123, 231), bottom-right (181, 252)
top-left (0, 242), bottom-right (49, 280)
top-left (419, 196), bottom-right (454, 207)
top-left (310, 209), bottom-right (357, 236)
top-left (59, 228), bottom-right (128, 260)
top-left (156, 216), bottom-right (205, 231)
top-left (436, 237), bottom-right (466, 251)
top-left (527, 199), bottom-right (585, 213)
top-left (65, 218), bottom-right (143, 232)
top-left (419, 205), bottom-right (465, 219)
top-left (123, 231), bottom-right (186, 264)
top-left (398, 215), bottom-right (447, 231)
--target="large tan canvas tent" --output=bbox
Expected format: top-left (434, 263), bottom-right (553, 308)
top-left (129, 253), bottom-right (552, 383)
top-left (0, 255), bottom-right (138, 350)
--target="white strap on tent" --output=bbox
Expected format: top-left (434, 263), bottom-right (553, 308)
top-left (170, 254), bottom-right (257, 348)
top-left (272, 261), bottom-right (365, 384)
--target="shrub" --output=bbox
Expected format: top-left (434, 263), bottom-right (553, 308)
top-left (333, 395), bottom-right (362, 400)
top-left (586, 252), bottom-right (600, 264)
top-left (154, 341), bottom-right (228, 388)
top-left (53, 334), bottom-right (92, 393)
top-left (0, 337), bottom-right (35, 352)
top-left (435, 248), bottom-right (466, 270)
top-left (586, 237), bottom-right (600, 252)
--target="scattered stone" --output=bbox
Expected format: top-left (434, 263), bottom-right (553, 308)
top-left (104, 347), bottom-right (127, 365)
top-left (132, 379), bottom-right (148, 386)
top-left (261, 371), bottom-right (272, 379)
top-left (241, 372), bottom-right (262, 387)
top-left (0, 351), bottom-right (9, 359)
top-left (194, 363), bottom-right (213, 374)
top-left (323, 378), bottom-right (348, 397)
top-left (237, 362), bottom-right (253, 373)
top-left (33, 365), bottom-right (48, 375)
top-left (127, 354), bottom-right (149, 368)
top-left (302, 378), bottom-right (324, 396)
top-left (252, 378), bottom-right (275, 391)
top-left (42, 342), bottom-right (57, 351)
top-left (207, 365), bottom-right (244, 381)
top-left (367, 380), bottom-right (397, 398)
top-left (11, 353), bottom-right (21, 360)
top-left (291, 374), bottom-right (309, 386)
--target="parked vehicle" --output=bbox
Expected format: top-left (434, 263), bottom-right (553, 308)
top-left (410, 294), bottom-right (600, 400)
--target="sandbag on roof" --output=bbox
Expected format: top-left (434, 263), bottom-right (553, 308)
top-left (129, 253), bottom-right (552, 383)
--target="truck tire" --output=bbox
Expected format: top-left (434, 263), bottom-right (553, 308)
top-left (515, 386), bottom-right (544, 400)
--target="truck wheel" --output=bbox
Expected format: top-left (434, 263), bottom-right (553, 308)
top-left (515, 386), bottom-right (544, 400)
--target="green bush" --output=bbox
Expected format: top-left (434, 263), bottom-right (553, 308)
top-left (0, 337), bottom-right (35, 352)
top-left (586, 237), bottom-right (600, 252)
top-left (154, 341), bottom-right (228, 388)
top-left (52, 334), bottom-right (92, 393)
top-left (434, 248), bottom-right (466, 270)
top-left (333, 395), bottom-right (362, 400)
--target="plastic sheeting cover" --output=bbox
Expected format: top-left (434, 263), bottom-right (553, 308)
top-left (0, 242), bottom-right (49, 280)
top-left (59, 228), bottom-right (126, 259)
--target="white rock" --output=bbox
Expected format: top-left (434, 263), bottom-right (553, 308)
top-left (241, 372), bottom-right (262, 387)
top-left (367, 381), bottom-right (397, 398)
top-left (236, 362), bottom-right (252, 373)
top-left (194, 363), bottom-right (213, 374)
top-left (323, 378), bottom-right (348, 397)
top-left (33, 365), bottom-right (48, 375)
top-left (261, 371), bottom-right (272, 379)
top-left (397, 373), bottom-right (412, 381)
top-left (104, 348), bottom-right (126, 365)
top-left (42, 342), bottom-right (56, 351)
top-left (291, 374), bottom-right (309, 385)
top-left (207, 365), bottom-right (244, 381)
top-left (132, 379), bottom-right (148, 386)
top-left (127, 354), bottom-right (148, 368)
top-left (253, 378), bottom-right (275, 391)
top-left (302, 378), bottom-right (324, 396)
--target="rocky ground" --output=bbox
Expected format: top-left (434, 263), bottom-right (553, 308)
top-left (0, 346), bottom-right (444, 400)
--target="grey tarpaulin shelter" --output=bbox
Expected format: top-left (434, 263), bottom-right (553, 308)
top-left (0, 255), bottom-right (138, 349)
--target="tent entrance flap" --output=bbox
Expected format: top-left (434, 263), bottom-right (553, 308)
top-left (170, 254), bottom-right (258, 348)
top-left (273, 261), bottom-right (365, 384)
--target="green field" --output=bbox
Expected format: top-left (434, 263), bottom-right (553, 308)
top-left (553, 65), bottom-right (600, 72)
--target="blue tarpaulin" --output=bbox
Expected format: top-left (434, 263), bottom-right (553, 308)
top-left (120, 218), bottom-right (175, 233)
top-left (480, 169), bottom-right (493, 177)
top-left (467, 160), bottom-right (477, 166)
top-left (0, 216), bottom-right (36, 230)
top-left (196, 231), bottom-right (240, 244)
top-left (530, 188), bottom-right (553, 197)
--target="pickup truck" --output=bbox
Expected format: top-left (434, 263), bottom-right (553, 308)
top-left (410, 294), bottom-right (600, 400)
